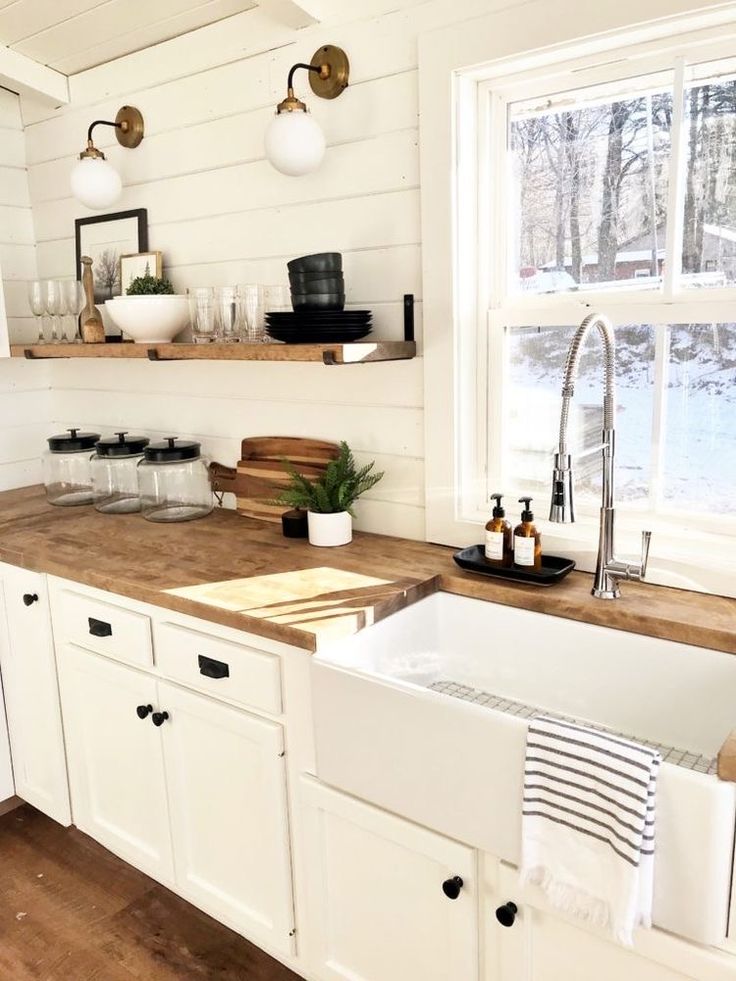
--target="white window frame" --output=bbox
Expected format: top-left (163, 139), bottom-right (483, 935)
top-left (419, 0), bottom-right (736, 597)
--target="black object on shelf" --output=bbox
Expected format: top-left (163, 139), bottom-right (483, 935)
top-left (404, 293), bottom-right (415, 342)
top-left (495, 902), bottom-right (518, 927)
top-left (282, 508), bottom-right (309, 539)
top-left (452, 546), bottom-right (575, 585)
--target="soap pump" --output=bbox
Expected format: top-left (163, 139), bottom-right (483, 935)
top-left (514, 496), bottom-right (542, 570)
top-left (484, 493), bottom-right (512, 567)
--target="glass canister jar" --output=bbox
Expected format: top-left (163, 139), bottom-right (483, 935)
top-left (137, 437), bottom-right (213, 522)
top-left (42, 428), bottom-right (100, 506)
top-left (92, 432), bottom-right (150, 514)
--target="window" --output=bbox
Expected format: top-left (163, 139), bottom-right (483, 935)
top-left (420, 8), bottom-right (736, 592)
top-left (473, 42), bottom-right (736, 540)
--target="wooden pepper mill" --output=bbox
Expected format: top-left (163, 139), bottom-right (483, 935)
top-left (79, 256), bottom-right (105, 343)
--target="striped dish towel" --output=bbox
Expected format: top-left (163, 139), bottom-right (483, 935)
top-left (520, 714), bottom-right (661, 945)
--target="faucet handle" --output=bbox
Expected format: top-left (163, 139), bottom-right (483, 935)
top-left (639, 530), bottom-right (652, 579)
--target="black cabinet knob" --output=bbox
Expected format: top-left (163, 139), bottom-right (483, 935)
top-left (442, 876), bottom-right (464, 900)
top-left (151, 711), bottom-right (169, 727)
top-left (136, 704), bottom-right (153, 720)
top-left (495, 902), bottom-right (518, 927)
top-left (22, 593), bottom-right (39, 606)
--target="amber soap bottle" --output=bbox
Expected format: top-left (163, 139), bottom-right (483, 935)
top-left (513, 496), bottom-right (542, 570)
top-left (484, 493), bottom-right (512, 566)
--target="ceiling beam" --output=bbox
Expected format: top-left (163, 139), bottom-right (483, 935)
top-left (0, 45), bottom-right (68, 105)
top-left (257, 0), bottom-right (323, 29)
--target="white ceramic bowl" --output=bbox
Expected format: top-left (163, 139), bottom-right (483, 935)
top-left (105, 295), bottom-right (189, 343)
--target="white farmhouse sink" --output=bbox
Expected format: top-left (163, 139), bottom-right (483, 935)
top-left (311, 592), bottom-right (736, 946)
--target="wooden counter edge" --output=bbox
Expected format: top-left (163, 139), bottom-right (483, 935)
top-left (717, 730), bottom-right (736, 781)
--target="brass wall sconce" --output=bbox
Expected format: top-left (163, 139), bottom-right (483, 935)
top-left (265, 45), bottom-right (349, 176)
top-left (70, 106), bottom-right (145, 210)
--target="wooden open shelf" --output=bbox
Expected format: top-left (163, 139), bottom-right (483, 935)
top-left (11, 341), bottom-right (417, 366)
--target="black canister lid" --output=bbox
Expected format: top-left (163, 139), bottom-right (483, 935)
top-left (47, 428), bottom-right (101, 452)
top-left (95, 432), bottom-right (150, 457)
top-left (144, 436), bottom-right (202, 462)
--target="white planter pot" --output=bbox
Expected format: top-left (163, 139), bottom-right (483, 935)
top-left (307, 510), bottom-right (353, 547)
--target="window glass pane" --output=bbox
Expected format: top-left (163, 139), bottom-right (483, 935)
top-left (663, 323), bottom-right (736, 513)
top-left (681, 75), bottom-right (736, 288)
top-left (508, 86), bottom-right (672, 295)
top-left (502, 324), bottom-right (655, 512)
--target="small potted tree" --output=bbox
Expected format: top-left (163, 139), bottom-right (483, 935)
top-left (278, 442), bottom-right (384, 547)
top-left (105, 270), bottom-right (189, 343)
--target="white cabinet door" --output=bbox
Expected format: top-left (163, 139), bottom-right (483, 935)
top-left (57, 643), bottom-right (174, 882)
top-left (488, 864), bottom-right (724, 981)
top-left (301, 776), bottom-right (479, 981)
top-left (0, 565), bottom-right (70, 823)
top-left (159, 681), bottom-right (295, 957)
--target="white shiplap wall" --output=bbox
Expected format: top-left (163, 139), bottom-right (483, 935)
top-left (0, 86), bottom-right (50, 489)
top-left (20, 0), bottom-right (529, 537)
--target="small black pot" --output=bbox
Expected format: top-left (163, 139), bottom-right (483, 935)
top-left (292, 294), bottom-right (345, 311)
top-left (287, 252), bottom-right (342, 273)
top-left (289, 274), bottom-right (344, 293)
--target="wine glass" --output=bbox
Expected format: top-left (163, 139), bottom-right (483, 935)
top-left (62, 280), bottom-right (85, 344)
top-left (28, 281), bottom-right (46, 343)
top-left (44, 280), bottom-right (61, 344)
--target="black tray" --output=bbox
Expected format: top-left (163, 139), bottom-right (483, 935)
top-left (453, 545), bottom-right (575, 585)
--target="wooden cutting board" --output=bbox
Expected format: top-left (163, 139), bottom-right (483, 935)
top-left (209, 436), bottom-right (340, 522)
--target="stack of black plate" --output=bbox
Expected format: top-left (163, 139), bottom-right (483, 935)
top-left (266, 310), bottom-right (372, 344)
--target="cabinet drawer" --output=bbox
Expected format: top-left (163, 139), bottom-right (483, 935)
top-left (155, 622), bottom-right (282, 715)
top-left (55, 589), bottom-right (153, 668)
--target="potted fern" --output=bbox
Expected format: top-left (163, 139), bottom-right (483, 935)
top-left (278, 442), bottom-right (384, 546)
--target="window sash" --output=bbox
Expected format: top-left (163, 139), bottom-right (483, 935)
top-left (462, 38), bottom-right (736, 538)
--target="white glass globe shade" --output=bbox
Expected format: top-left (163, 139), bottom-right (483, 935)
top-left (264, 111), bottom-right (326, 177)
top-left (70, 156), bottom-right (123, 210)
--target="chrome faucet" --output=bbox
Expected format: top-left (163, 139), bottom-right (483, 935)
top-left (549, 312), bottom-right (651, 599)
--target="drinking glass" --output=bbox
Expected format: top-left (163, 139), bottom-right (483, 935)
top-left (214, 286), bottom-right (238, 343)
top-left (186, 287), bottom-right (216, 343)
top-left (62, 280), bottom-right (85, 344)
top-left (44, 279), bottom-right (62, 344)
top-left (237, 285), bottom-right (264, 343)
top-left (263, 285), bottom-right (291, 313)
top-left (28, 280), bottom-right (46, 343)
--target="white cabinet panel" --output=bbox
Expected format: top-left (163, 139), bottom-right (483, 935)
top-left (159, 681), bottom-right (294, 956)
top-left (301, 776), bottom-right (478, 981)
top-left (488, 863), bottom-right (734, 981)
top-left (57, 643), bottom-right (173, 882)
top-left (155, 622), bottom-right (282, 715)
top-left (0, 565), bottom-right (70, 823)
top-left (54, 588), bottom-right (153, 668)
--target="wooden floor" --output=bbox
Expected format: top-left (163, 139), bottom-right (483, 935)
top-left (0, 804), bottom-right (304, 980)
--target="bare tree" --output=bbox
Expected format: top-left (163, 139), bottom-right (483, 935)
top-left (94, 249), bottom-right (119, 299)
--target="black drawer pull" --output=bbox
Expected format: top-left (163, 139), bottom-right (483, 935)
top-left (198, 655), bottom-right (229, 680)
top-left (88, 617), bottom-right (112, 638)
top-left (136, 704), bottom-right (153, 720)
top-left (151, 711), bottom-right (169, 727)
top-left (22, 593), bottom-right (39, 606)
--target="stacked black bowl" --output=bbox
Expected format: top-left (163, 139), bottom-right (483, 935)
top-left (287, 253), bottom-right (344, 311)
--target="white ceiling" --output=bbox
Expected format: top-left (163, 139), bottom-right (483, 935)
top-left (0, 0), bottom-right (259, 75)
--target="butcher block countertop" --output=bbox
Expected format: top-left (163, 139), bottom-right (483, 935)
top-left (0, 486), bottom-right (734, 654)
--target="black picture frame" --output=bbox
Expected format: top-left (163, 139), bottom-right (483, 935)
top-left (75, 208), bottom-right (148, 304)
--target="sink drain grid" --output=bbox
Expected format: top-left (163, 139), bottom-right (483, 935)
top-left (427, 680), bottom-right (717, 775)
